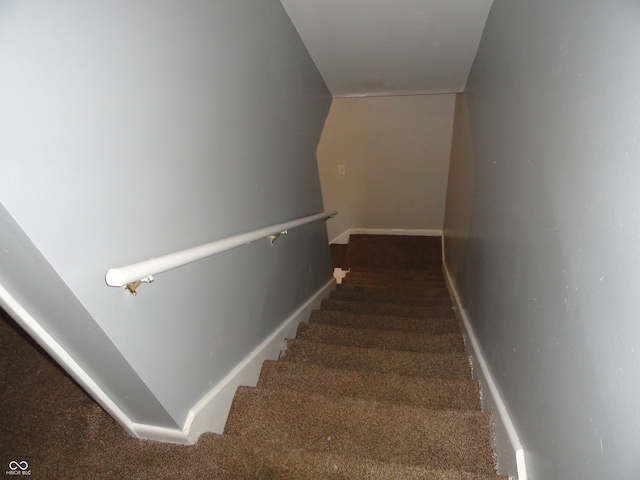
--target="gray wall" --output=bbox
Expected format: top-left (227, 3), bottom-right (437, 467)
top-left (0, 1), bottom-right (332, 427)
top-left (0, 204), bottom-right (178, 428)
top-left (317, 95), bottom-right (455, 241)
top-left (443, 0), bottom-right (640, 478)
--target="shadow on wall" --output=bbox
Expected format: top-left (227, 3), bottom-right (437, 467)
top-left (443, 93), bottom-right (476, 294)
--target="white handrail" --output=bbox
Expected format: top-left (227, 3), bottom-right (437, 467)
top-left (105, 210), bottom-right (337, 288)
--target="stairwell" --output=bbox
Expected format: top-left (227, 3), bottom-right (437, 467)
top-left (1, 234), bottom-right (505, 479)
top-left (220, 234), bottom-right (505, 479)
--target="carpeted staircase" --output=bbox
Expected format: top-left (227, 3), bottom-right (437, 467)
top-left (220, 236), bottom-right (504, 479)
top-left (1, 234), bottom-right (506, 479)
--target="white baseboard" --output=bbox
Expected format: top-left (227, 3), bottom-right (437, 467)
top-left (442, 263), bottom-right (528, 480)
top-left (176, 277), bottom-right (335, 443)
top-left (330, 228), bottom-right (443, 244)
top-left (4, 273), bottom-right (335, 446)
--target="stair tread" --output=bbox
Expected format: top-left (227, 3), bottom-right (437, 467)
top-left (309, 309), bottom-right (460, 334)
top-left (341, 277), bottom-right (447, 288)
top-left (329, 289), bottom-right (452, 307)
top-left (225, 386), bottom-right (497, 474)
top-left (336, 283), bottom-right (449, 297)
top-left (296, 322), bottom-right (465, 354)
top-left (343, 274), bottom-right (445, 280)
top-left (282, 339), bottom-right (472, 380)
top-left (342, 234), bottom-right (442, 271)
top-left (337, 282), bottom-right (451, 296)
top-left (257, 360), bottom-right (481, 410)
top-left (321, 298), bottom-right (455, 319)
top-left (214, 433), bottom-right (507, 479)
top-left (197, 434), bottom-right (506, 480)
top-left (347, 266), bottom-right (444, 275)
top-left (87, 431), bottom-right (504, 480)
top-left (345, 270), bottom-right (446, 280)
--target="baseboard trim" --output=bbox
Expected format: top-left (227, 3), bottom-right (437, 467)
top-left (330, 228), bottom-right (443, 244)
top-left (179, 277), bottom-right (336, 443)
top-left (3, 274), bottom-right (336, 446)
top-left (442, 262), bottom-right (528, 480)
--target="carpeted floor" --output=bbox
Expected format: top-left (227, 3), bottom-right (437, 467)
top-left (343, 234), bottom-right (442, 270)
top-left (330, 243), bottom-right (348, 269)
top-left (1, 234), bottom-right (505, 479)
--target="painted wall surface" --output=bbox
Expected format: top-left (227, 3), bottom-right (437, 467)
top-left (0, 205), bottom-right (177, 428)
top-left (317, 95), bottom-right (455, 241)
top-left (280, 0), bottom-right (494, 97)
top-left (443, 1), bottom-right (640, 478)
top-left (0, 0), bottom-right (332, 428)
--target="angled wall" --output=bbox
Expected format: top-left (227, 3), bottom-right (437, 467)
top-left (0, 0), bottom-right (332, 433)
top-left (444, 0), bottom-right (640, 478)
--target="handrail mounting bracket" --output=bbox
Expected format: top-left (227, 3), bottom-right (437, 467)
top-left (124, 276), bottom-right (154, 296)
top-left (268, 230), bottom-right (288, 245)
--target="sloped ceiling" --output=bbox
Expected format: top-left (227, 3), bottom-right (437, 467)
top-left (281, 0), bottom-right (494, 97)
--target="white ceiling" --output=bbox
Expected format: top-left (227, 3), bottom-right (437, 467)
top-left (280, 0), bottom-right (494, 98)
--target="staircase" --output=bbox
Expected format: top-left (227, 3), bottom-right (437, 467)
top-left (217, 235), bottom-right (505, 479)
top-left (1, 234), bottom-right (506, 479)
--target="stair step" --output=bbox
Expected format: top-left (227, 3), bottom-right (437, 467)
top-left (309, 309), bottom-right (460, 334)
top-left (296, 322), bottom-right (464, 354)
top-left (329, 289), bottom-right (452, 307)
top-left (334, 284), bottom-right (451, 298)
top-left (282, 339), bottom-right (472, 380)
top-left (342, 234), bottom-right (442, 265)
top-left (257, 360), bottom-right (481, 410)
top-left (341, 276), bottom-right (447, 288)
top-left (336, 283), bottom-right (449, 297)
top-left (224, 387), bottom-right (497, 475)
top-left (200, 433), bottom-right (505, 479)
top-left (343, 272), bottom-right (446, 283)
top-left (345, 269), bottom-right (446, 280)
top-left (321, 298), bottom-right (455, 318)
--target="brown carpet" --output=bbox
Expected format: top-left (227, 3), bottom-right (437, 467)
top-left (342, 234), bottom-right (442, 270)
top-left (1, 234), bottom-right (505, 479)
top-left (330, 243), bottom-right (348, 269)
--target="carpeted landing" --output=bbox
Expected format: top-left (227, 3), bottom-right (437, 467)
top-left (1, 234), bottom-right (505, 479)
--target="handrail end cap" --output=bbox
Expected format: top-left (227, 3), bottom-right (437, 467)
top-left (105, 269), bottom-right (125, 287)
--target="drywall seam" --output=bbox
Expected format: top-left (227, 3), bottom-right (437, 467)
top-left (161, 276), bottom-right (337, 444)
top-left (0, 282), bottom-right (139, 439)
top-left (330, 228), bottom-right (443, 244)
top-left (441, 258), bottom-right (528, 480)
